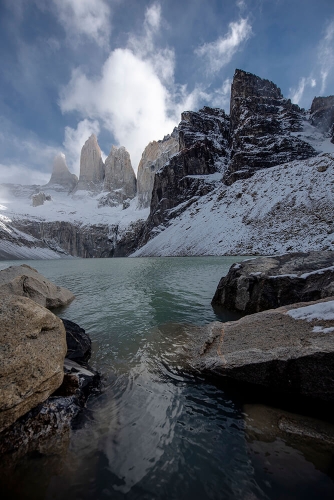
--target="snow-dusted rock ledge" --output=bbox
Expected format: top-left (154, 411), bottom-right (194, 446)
top-left (188, 297), bottom-right (334, 402)
top-left (212, 251), bottom-right (334, 314)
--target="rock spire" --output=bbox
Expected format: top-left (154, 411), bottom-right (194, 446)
top-left (47, 153), bottom-right (78, 191)
top-left (137, 131), bottom-right (179, 209)
top-left (76, 134), bottom-right (105, 191)
top-left (104, 145), bottom-right (136, 201)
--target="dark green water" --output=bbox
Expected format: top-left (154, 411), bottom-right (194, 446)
top-left (1, 257), bottom-right (333, 500)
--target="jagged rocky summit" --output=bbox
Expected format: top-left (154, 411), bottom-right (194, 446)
top-left (135, 69), bottom-right (334, 255)
top-left (103, 145), bottom-right (136, 203)
top-left (47, 153), bottom-right (78, 191)
top-left (75, 134), bottom-right (105, 192)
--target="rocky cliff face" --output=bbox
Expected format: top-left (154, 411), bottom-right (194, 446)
top-left (140, 107), bottom-right (230, 242)
top-left (137, 130), bottom-right (179, 209)
top-left (47, 153), bottom-right (78, 191)
top-left (225, 69), bottom-right (317, 184)
top-left (104, 146), bottom-right (136, 202)
top-left (76, 134), bottom-right (105, 192)
top-left (310, 95), bottom-right (334, 142)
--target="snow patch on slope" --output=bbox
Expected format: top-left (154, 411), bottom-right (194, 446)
top-left (133, 153), bottom-right (334, 257)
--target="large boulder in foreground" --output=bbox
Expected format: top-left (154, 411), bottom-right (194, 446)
top-left (0, 294), bottom-right (67, 432)
top-left (0, 264), bottom-right (75, 309)
top-left (191, 297), bottom-right (334, 402)
top-left (212, 251), bottom-right (334, 314)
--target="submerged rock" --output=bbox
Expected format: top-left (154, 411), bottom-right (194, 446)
top-left (0, 294), bottom-right (67, 432)
top-left (212, 251), bottom-right (334, 314)
top-left (62, 318), bottom-right (92, 364)
top-left (0, 264), bottom-right (75, 309)
top-left (190, 298), bottom-right (334, 402)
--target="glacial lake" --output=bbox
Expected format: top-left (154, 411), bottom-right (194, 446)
top-left (1, 256), bottom-right (334, 500)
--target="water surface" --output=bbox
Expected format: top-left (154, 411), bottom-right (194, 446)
top-left (1, 257), bottom-right (333, 500)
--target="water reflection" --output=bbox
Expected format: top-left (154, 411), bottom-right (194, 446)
top-left (0, 257), bottom-right (333, 499)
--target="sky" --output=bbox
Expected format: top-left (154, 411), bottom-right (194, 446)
top-left (0, 0), bottom-right (333, 185)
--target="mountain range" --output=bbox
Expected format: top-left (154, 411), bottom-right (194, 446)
top-left (0, 69), bottom-right (333, 259)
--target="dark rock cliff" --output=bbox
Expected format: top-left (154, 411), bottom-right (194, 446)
top-left (139, 107), bottom-right (230, 244)
top-left (225, 69), bottom-right (317, 184)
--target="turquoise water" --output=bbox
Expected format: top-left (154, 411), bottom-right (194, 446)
top-left (1, 257), bottom-right (333, 500)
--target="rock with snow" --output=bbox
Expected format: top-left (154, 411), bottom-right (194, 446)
top-left (104, 145), bottom-right (136, 202)
top-left (0, 293), bottom-right (67, 432)
top-left (212, 251), bottom-right (334, 314)
top-left (133, 153), bottom-right (334, 257)
top-left (189, 297), bottom-right (334, 402)
top-left (139, 107), bottom-right (229, 244)
top-left (47, 153), bottom-right (78, 191)
top-left (310, 95), bottom-right (334, 141)
top-left (0, 264), bottom-right (75, 309)
top-left (226, 69), bottom-right (317, 184)
top-left (32, 191), bottom-right (51, 207)
top-left (76, 134), bottom-right (105, 192)
top-left (137, 130), bottom-right (179, 209)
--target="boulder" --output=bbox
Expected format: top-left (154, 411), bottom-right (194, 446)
top-left (0, 264), bottom-right (75, 309)
top-left (0, 294), bottom-right (67, 432)
top-left (32, 191), bottom-right (51, 207)
top-left (62, 318), bottom-right (91, 364)
top-left (212, 251), bottom-right (334, 314)
top-left (190, 297), bottom-right (334, 402)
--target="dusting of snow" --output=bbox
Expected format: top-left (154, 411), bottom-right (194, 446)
top-left (133, 153), bottom-right (334, 257)
top-left (287, 301), bottom-right (334, 322)
top-left (312, 326), bottom-right (334, 334)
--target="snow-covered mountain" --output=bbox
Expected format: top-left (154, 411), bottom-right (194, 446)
top-left (1, 69), bottom-right (334, 259)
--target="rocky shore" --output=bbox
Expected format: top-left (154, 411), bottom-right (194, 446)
top-left (0, 265), bottom-right (100, 468)
top-left (190, 252), bottom-right (334, 404)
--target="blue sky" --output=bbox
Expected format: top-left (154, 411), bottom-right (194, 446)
top-left (0, 0), bottom-right (333, 184)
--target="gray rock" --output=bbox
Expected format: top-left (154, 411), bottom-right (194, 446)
top-left (225, 69), bottom-right (317, 184)
top-left (137, 130), bottom-right (179, 209)
top-left (139, 107), bottom-right (229, 245)
top-left (104, 145), bottom-right (136, 201)
top-left (62, 318), bottom-right (91, 364)
top-left (76, 134), bottom-right (105, 192)
top-left (190, 297), bottom-right (334, 402)
top-left (32, 191), bottom-right (51, 207)
top-left (47, 153), bottom-right (78, 191)
top-left (0, 294), bottom-right (67, 432)
top-left (0, 264), bottom-right (75, 308)
top-left (310, 95), bottom-right (334, 134)
top-left (212, 251), bottom-right (334, 314)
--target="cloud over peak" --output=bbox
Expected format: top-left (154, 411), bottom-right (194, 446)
top-left (195, 18), bottom-right (252, 74)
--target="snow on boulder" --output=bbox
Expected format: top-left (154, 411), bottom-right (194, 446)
top-left (212, 251), bottom-right (334, 314)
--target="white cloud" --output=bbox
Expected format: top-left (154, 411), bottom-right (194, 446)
top-left (60, 48), bottom-right (180, 171)
top-left (318, 20), bottom-right (334, 94)
top-left (60, 4), bottom-right (199, 171)
top-left (59, 4), bottom-right (244, 172)
top-left (0, 163), bottom-right (50, 186)
top-left (195, 18), bottom-right (252, 74)
top-left (63, 119), bottom-right (102, 175)
top-left (52, 0), bottom-right (111, 47)
top-left (289, 76), bottom-right (318, 105)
